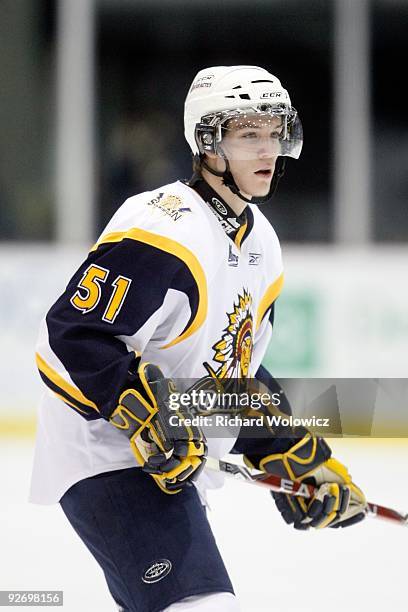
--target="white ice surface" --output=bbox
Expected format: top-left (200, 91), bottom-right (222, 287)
top-left (1, 439), bottom-right (407, 612)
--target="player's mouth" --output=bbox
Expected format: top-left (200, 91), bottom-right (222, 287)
top-left (254, 168), bottom-right (273, 178)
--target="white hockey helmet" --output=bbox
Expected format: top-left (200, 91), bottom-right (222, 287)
top-left (184, 65), bottom-right (303, 160)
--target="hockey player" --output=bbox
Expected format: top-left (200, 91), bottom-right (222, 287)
top-left (30, 66), bottom-right (367, 612)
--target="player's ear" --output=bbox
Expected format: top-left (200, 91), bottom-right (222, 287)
top-left (204, 153), bottom-right (227, 174)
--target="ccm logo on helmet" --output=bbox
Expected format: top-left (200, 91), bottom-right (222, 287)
top-left (191, 74), bottom-right (215, 92)
top-left (261, 92), bottom-right (283, 98)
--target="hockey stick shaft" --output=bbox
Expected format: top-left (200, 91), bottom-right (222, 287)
top-left (205, 457), bottom-right (408, 527)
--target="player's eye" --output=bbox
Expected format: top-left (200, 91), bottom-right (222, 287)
top-left (271, 131), bottom-right (283, 139)
top-left (240, 132), bottom-right (258, 139)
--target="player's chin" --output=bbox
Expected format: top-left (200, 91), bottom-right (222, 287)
top-left (236, 173), bottom-right (272, 198)
top-left (248, 179), bottom-right (272, 197)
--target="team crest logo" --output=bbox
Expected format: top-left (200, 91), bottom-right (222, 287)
top-left (146, 193), bottom-right (191, 221)
top-left (204, 289), bottom-right (254, 379)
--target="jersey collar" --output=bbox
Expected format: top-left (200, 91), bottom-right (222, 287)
top-left (186, 175), bottom-right (254, 247)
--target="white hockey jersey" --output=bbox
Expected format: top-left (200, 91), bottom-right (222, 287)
top-left (29, 178), bottom-right (283, 504)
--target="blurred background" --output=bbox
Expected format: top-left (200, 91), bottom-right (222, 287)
top-left (0, 1), bottom-right (407, 609)
top-left (1, 0), bottom-right (407, 421)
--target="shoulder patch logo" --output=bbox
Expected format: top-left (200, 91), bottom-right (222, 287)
top-left (142, 559), bottom-right (172, 584)
top-left (146, 193), bottom-right (191, 221)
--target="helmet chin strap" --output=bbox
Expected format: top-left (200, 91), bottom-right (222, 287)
top-left (200, 153), bottom-right (285, 206)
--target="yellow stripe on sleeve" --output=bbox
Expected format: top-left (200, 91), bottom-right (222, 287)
top-left (91, 228), bottom-right (208, 348)
top-left (256, 273), bottom-right (284, 331)
top-left (51, 390), bottom-right (91, 416)
top-left (36, 352), bottom-right (99, 413)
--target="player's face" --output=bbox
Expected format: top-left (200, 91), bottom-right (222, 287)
top-left (239, 337), bottom-right (252, 377)
top-left (220, 115), bottom-right (283, 198)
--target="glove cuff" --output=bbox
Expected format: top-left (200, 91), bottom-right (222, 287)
top-left (257, 433), bottom-right (332, 481)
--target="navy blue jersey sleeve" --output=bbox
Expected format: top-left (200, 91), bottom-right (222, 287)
top-left (230, 364), bottom-right (296, 458)
top-left (36, 233), bottom-right (206, 421)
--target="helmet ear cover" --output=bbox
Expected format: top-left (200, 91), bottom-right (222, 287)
top-left (194, 123), bottom-right (218, 155)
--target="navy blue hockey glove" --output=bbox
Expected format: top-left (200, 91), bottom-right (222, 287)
top-left (109, 362), bottom-right (207, 494)
top-left (245, 430), bottom-right (367, 529)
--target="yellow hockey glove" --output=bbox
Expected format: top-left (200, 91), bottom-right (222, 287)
top-left (109, 363), bottom-right (207, 494)
top-left (245, 429), bottom-right (367, 529)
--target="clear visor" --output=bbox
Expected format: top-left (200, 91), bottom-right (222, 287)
top-left (210, 107), bottom-right (303, 161)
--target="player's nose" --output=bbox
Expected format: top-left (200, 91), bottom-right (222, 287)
top-left (257, 138), bottom-right (279, 159)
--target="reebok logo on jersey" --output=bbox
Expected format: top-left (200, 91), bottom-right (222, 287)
top-left (249, 252), bottom-right (261, 265)
top-left (228, 244), bottom-right (239, 267)
top-left (142, 559), bottom-right (172, 584)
